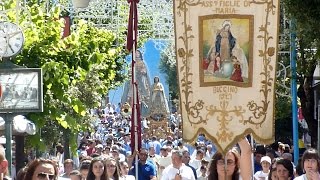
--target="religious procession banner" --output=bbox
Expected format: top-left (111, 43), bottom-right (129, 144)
top-left (174, 0), bottom-right (279, 154)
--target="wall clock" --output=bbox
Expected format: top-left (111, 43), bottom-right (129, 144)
top-left (0, 21), bottom-right (25, 58)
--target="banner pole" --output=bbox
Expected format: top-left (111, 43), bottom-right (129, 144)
top-left (250, 134), bottom-right (254, 178)
top-left (131, 2), bottom-right (139, 179)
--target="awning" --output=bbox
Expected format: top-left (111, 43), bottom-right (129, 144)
top-left (0, 115), bottom-right (36, 135)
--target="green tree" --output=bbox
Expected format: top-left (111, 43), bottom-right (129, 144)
top-left (282, 0), bottom-right (320, 147)
top-left (159, 45), bottom-right (179, 101)
top-left (1, 0), bottom-right (127, 153)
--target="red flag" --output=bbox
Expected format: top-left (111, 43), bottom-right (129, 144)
top-left (126, 0), bottom-right (139, 51)
top-left (130, 82), bottom-right (142, 152)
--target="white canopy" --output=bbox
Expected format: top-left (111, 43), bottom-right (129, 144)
top-left (0, 115), bottom-right (36, 135)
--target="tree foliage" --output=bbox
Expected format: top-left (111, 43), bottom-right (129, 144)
top-left (282, 0), bottom-right (320, 147)
top-left (1, 0), bottom-right (127, 151)
top-left (159, 46), bottom-right (179, 101)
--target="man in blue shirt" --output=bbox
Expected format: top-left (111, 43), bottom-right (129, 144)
top-left (150, 136), bottom-right (161, 155)
top-left (129, 148), bottom-right (157, 180)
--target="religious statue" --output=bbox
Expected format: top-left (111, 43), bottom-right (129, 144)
top-left (121, 50), bottom-right (151, 117)
top-left (148, 76), bottom-right (170, 120)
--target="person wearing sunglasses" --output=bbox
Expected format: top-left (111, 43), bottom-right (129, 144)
top-left (207, 138), bottom-right (252, 180)
top-left (23, 158), bottom-right (58, 180)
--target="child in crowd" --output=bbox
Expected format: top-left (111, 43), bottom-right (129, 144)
top-left (254, 156), bottom-right (271, 180)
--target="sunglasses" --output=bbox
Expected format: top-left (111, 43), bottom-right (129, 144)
top-left (37, 172), bottom-right (55, 180)
top-left (217, 159), bottom-right (235, 166)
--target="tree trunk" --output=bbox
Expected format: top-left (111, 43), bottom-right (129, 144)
top-left (63, 128), bottom-right (71, 160)
top-left (298, 76), bottom-right (317, 147)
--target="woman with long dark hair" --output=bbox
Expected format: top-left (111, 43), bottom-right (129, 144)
top-left (86, 157), bottom-right (109, 180)
top-left (105, 158), bottom-right (120, 180)
top-left (207, 138), bottom-right (252, 180)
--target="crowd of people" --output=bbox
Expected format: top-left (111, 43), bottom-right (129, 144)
top-left (0, 102), bottom-right (319, 180)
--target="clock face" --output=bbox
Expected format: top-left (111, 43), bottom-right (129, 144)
top-left (0, 22), bottom-right (24, 58)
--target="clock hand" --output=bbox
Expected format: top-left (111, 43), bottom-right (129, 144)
top-left (8, 44), bottom-right (14, 53)
top-left (8, 30), bottom-right (22, 38)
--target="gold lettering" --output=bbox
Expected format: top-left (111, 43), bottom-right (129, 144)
top-left (219, 0), bottom-right (240, 7)
top-left (213, 86), bottom-right (238, 94)
top-left (201, 1), bottom-right (214, 7)
top-left (244, 0), bottom-right (251, 7)
top-left (219, 93), bottom-right (232, 101)
top-left (214, 7), bottom-right (236, 14)
top-left (223, 86), bottom-right (227, 93)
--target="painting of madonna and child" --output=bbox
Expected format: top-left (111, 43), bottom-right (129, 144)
top-left (199, 15), bottom-right (253, 87)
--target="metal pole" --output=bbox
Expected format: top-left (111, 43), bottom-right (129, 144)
top-left (4, 113), bottom-right (12, 176)
top-left (250, 134), bottom-right (254, 177)
top-left (290, 19), bottom-right (299, 165)
top-left (131, 3), bottom-right (139, 179)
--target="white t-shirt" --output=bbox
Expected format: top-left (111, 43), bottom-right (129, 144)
top-left (294, 174), bottom-right (318, 180)
top-left (254, 170), bottom-right (269, 180)
top-left (161, 164), bottom-right (196, 180)
top-left (189, 158), bottom-right (202, 170)
top-left (294, 174), bottom-right (305, 180)
top-left (158, 155), bottom-right (172, 178)
top-left (120, 175), bottom-right (135, 180)
top-left (158, 155), bottom-right (172, 168)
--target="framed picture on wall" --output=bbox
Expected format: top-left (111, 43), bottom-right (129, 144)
top-left (0, 68), bottom-right (43, 112)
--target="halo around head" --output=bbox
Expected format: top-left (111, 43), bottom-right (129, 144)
top-left (222, 20), bottom-right (232, 28)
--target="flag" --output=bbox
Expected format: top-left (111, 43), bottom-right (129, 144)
top-left (174, 0), bottom-right (280, 154)
top-left (127, 0), bottom-right (141, 152)
top-left (126, 0), bottom-right (139, 52)
top-left (130, 82), bottom-right (142, 152)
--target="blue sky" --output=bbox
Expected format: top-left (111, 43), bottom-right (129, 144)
top-left (108, 40), bottom-right (170, 105)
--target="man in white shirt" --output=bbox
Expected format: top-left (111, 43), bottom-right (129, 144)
top-left (148, 146), bottom-right (160, 170)
top-left (189, 149), bottom-right (204, 170)
top-left (161, 150), bottom-right (195, 180)
top-left (104, 103), bottom-right (114, 116)
top-left (158, 147), bottom-right (172, 178)
top-left (204, 144), bottom-right (215, 161)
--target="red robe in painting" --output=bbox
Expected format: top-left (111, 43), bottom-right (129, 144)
top-left (213, 59), bottom-right (220, 72)
top-left (230, 63), bottom-right (243, 82)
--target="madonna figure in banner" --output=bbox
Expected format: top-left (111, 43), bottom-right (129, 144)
top-left (201, 17), bottom-right (252, 85)
top-left (148, 76), bottom-right (170, 120)
top-left (215, 20), bottom-right (236, 63)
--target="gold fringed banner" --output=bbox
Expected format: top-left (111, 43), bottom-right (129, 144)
top-left (174, 0), bottom-right (280, 154)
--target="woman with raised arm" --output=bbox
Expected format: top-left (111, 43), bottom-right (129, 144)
top-left (207, 137), bottom-right (252, 180)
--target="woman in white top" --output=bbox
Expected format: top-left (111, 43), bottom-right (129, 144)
top-left (294, 148), bottom-right (320, 180)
